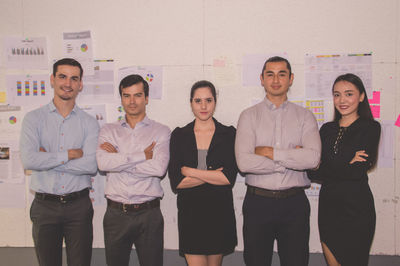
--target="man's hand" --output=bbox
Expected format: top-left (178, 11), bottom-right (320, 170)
top-left (144, 142), bottom-right (156, 160)
top-left (100, 142), bottom-right (118, 153)
top-left (39, 147), bottom-right (46, 152)
top-left (68, 149), bottom-right (83, 160)
top-left (255, 146), bottom-right (274, 160)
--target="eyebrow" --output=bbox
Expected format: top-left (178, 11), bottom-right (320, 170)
top-left (265, 70), bottom-right (288, 74)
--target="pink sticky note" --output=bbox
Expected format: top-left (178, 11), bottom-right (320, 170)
top-left (213, 59), bottom-right (226, 67)
top-left (368, 91), bottom-right (380, 104)
top-left (395, 115), bottom-right (400, 127)
top-left (370, 105), bottom-right (380, 118)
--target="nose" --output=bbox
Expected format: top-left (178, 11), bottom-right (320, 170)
top-left (130, 96), bottom-right (135, 104)
top-left (201, 101), bottom-right (207, 109)
top-left (65, 78), bottom-right (72, 87)
top-left (272, 74), bottom-right (279, 83)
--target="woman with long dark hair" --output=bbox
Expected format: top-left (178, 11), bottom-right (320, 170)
top-left (308, 73), bottom-right (381, 266)
top-left (168, 80), bottom-right (237, 266)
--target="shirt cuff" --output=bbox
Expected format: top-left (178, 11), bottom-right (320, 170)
top-left (57, 151), bottom-right (69, 165)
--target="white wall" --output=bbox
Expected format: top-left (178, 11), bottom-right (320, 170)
top-left (0, 0), bottom-right (399, 255)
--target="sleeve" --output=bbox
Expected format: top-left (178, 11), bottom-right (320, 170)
top-left (53, 117), bottom-right (100, 176)
top-left (167, 128), bottom-right (184, 193)
top-left (129, 126), bottom-right (171, 178)
top-left (274, 110), bottom-right (322, 170)
top-left (96, 124), bottom-right (146, 172)
top-left (235, 110), bottom-right (285, 175)
top-left (306, 124), bottom-right (329, 182)
top-left (20, 112), bottom-right (68, 171)
top-left (221, 127), bottom-right (239, 187)
top-left (330, 121), bottom-right (381, 178)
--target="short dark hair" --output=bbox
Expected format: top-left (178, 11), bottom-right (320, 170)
top-left (261, 56), bottom-right (292, 77)
top-left (119, 74), bottom-right (149, 97)
top-left (53, 58), bottom-right (83, 80)
top-left (190, 80), bottom-right (217, 103)
top-left (332, 73), bottom-right (374, 122)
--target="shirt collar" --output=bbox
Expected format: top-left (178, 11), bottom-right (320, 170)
top-left (263, 97), bottom-right (289, 110)
top-left (119, 115), bottom-right (151, 128)
top-left (47, 100), bottom-right (78, 114)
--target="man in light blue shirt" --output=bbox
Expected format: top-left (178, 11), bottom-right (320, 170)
top-left (20, 58), bottom-right (99, 266)
top-left (96, 74), bottom-right (170, 266)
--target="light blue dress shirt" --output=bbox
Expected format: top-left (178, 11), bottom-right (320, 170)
top-left (96, 116), bottom-right (171, 204)
top-left (20, 101), bottom-right (100, 195)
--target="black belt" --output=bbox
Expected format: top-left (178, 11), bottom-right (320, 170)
top-left (247, 185), bottom-right (305, 199)
top-left (35, 188), bottom-right (89, 203)
top-left (107, 198), bottom-right (160, 213)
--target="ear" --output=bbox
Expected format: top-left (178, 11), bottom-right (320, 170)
top-left (50, 74), bottom-right (54, 88)
top-left (260, 74), bottom-right (264, 86)
top-left (360, 92), bottom-right (365, 102)
top-left (289, 73), bottom-right (294, 86)
top-left (145, 96), bottom-right (149, 105)
top-left (78, 79), bottom-right (83, 92)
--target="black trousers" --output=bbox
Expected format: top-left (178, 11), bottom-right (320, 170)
top-left (243, 191), bottom-right (310, 266)
top-left (30, 194), bottom-right (93, 266)
top-left (103, 205), bottom-right (164, 266)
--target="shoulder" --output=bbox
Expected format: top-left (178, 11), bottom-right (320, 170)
top-left (23, 105), bottom-right (48, 124)
top-left (149, 119), bottom-right (171, 135)
top-left (287, 102), bottom-right (315, 119)
top-left (319, 121), bottom-right (336, 134)
top-left (215, 119), bottom-right (236, 135)
top-left (171, 121), bottom-right (193, 137)
top-left (357, 118), bottom-right (381, 133)
top-left (76, 107), bottom-right (100, 128)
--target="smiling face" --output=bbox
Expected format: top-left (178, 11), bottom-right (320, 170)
top-left (121, 82), bottom-right (148, 120)
top-left (51, 65), bottom-right (82, 102)
top-left (333, 80), bottom-right (365, 121)
top-left (191, 86), bottom-right (216, 122)
top-left (260, 61), bottom-right (293, 99)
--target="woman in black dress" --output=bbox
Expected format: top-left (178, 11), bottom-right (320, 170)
top-left (168, 80), bottom-right (238, 266)
top-left (308, 73), bottom-right (381, 266)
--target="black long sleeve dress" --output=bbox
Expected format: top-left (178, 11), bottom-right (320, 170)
top-left (168, 118), bottom-right (238, 257)
top-left (308, 117), bottom-right (381, 266)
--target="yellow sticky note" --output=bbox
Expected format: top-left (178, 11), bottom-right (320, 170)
top-left (0, 92), bottom-right (6, 103)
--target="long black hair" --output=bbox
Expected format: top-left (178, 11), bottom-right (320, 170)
top-left (332, 73), bottom-right (374, 122)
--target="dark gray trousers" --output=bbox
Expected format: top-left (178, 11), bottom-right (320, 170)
top-left (30, 195), bottom-right (93, 266)
top-left (103, 205), bottom-right (164, 266)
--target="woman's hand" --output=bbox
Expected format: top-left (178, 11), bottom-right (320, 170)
top-left (181, 166), bottom-right (193, 177)
top-left (349, 150), bottom-right (368, 164)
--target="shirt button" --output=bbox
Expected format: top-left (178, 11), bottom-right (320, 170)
top-left (61, 161), bottom-right (64, 164)
top-left (61, 133), bottom-right (64, 136)
top-left (208, 166), bottom-right (212, 169)
top-left (61, 173), bottom-right (64, 176)
top-left (62, 186), bottom-right (64, 188)
top-left (60, 147), bottom-right (63, 150)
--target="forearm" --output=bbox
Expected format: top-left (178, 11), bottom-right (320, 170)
top-left (235, 151), bottom-right (285, 174)
top-left (20, 150), bottom-right (67, 171)
top-left (185, 167), bottom-right (230, 185)
top-left (274, 147), bottom-right (321, 170)
top-left (54, 153), bottom-right (98, 175)
top-left (96, 150), bottom-right (145, 172)
top-left (177, 176), bottom-right (206, 189)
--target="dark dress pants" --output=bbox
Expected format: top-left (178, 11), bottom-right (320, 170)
top-left (243, 191), bottom-right (310, 266)
top-left (30, 194), bottom-right (94, 266)
top-left (103, 205), bottom-right (164, 266)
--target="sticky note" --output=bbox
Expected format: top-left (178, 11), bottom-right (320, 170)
top-left (368, 91), bottom-right (380, 104)
top-left (370, 105), bottom-right (380, 118)
top-left (395, 115), bottom-right (400, 127)
top-left (0, 92), bottom-right (6, 103)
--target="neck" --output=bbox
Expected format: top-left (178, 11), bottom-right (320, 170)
top-left (194, 117), bottom-right (214, 130)
top-left (53, 97), bottom-right (75, 118)
top-left (266, 94), bottom-right (287, 108)
top-left (126, 113), bottom-right (146, 129)
top-left (339, 114), bottom-right (359, 127)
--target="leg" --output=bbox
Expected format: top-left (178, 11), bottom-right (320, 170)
top-left (103, 207), bottom-right (135, 266)
top-left (185, 254), bottom-right (208, 266)
top-left (321, 242), bottom-right (341, 266)
top-left (30, 198), bottom-right (63, 266)
top-left (63, 196), bottom-right (94, 266)
top-left (243, 193), bottom-right (275, 266)
top-left (206, 254), bottom-right (223, 266)
top-left (276, 192), bottom-right (310, 266)
top-left (134, 207), bottom-right (164, 266)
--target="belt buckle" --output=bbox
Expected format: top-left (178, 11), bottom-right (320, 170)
top-left (122, 204), bottom-right (128, 213)
top-left (133, 204), bottom-right (140, 210)
top-left (60, 195), bottom-right (67, 204)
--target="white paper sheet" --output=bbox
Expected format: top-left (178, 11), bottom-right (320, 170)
top-left (0, 139), bottom-right (24, 184)
top-left (305, 53), bottom-right (372, 99)
top-left (0, 105), bottom-right (23, 139)
top-left (3, 36), bottom-right (48, 69)
top-left (6, 74), bottom-right (52, 106)
top-left (118, 66), bottom-right (163, 99)
top-left (79, 59), bottom-right (115, 104)
top-left (80, 104), bottom-right (107, 128)
top-left (63, 30), bottom-right (94, 76)
top-left (377, 120), bottom-right (394, 168)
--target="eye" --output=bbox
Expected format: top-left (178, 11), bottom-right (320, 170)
top-left (71, 77), bottom-right (79, 81)
top-left (333, 93), bottom-right (339, 97)
top-left (346, 93), bottom-right (353, 97)
top-left (206, 98), bottom-right (213, 103)
top-left (194, 99), bottom-right (201, 103)
top-left (279, 73), bottom-right (287, 77)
